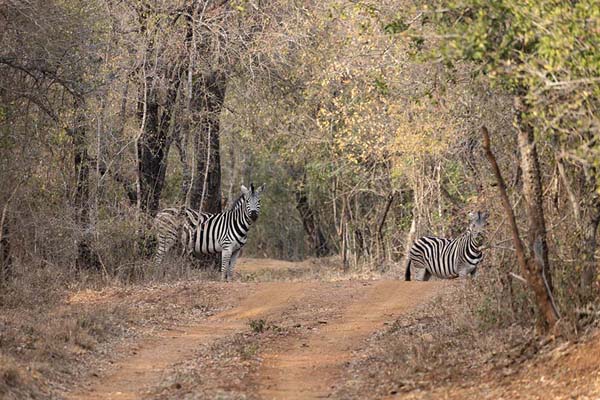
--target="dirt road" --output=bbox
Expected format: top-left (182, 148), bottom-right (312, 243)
top-left (67, 264), bottom-right (444, 400)
top-left (258, 280), bottom-right (442, 399)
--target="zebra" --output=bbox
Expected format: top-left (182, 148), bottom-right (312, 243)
top-left (154, 183), bottom-right (265, 281)
top-left (404, 211), bottom-right (488, 281)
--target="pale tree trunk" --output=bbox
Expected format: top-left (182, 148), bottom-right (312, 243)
top-left (402, 190), bottom-right (418, 278)
top-left (515, 96), bottom-right (553, 289)
top-left (581, 213), bottom-right (600, 292)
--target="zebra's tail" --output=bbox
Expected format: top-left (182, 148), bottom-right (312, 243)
top-left (405, 259), bottom-right (412, 281)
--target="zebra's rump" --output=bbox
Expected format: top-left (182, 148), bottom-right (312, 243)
top-left (154, 208), bottom-right (181, 235)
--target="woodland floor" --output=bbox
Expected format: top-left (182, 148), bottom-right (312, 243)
top-left (1, 258), bottom-right (599, 399)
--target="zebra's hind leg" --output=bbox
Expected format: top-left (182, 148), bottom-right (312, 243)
top-left (422, 269), bottom-right (432, 281)
top-left (154, 209), bottom-right (181, 264)
top-left (155, 230), bottom-right (178, 264)
top-left (411, 262), bottom-right (429, 281)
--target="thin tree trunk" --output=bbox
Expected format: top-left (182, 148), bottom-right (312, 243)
top-left (556, 155), bottom-right (582, 227)
top-left (377, 191), bottom-right (395, 262)
top-left (580, 213), bottom-right (600, 291)
top-left (0, 204), bottom-right (12, 279)
top-left (402, 190), bottom-right (418, 277)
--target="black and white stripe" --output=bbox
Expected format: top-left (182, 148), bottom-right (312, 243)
top-left (154, 184), bottom-right (265, 281)
top-left (405, 211), bottom-right (488, 281)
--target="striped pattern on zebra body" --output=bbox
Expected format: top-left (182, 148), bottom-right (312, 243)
top-left (154, 183), bottom-right (265, 281)
top-left (405, 211), bottom-right (489, 281)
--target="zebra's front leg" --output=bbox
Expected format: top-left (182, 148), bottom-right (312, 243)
top-left (221, 248), bottom-right (233, 282)
top-left (458, 263), bottom-right (475, 279)
top-left (227, 249), bottom-right (241, 281)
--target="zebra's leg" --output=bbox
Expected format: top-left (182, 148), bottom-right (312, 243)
top-left (228, 249), bottom-right (241, 281)
top-left (155, 229), bottom-right (178, 264)
top-left (411, 264), bottom-right (428, 281)
top-left (458, 263), bottom-right (476, 279)
top-left (221, 248), bottom-right (233, 282)
top-left (422, 269), bottom-right (432, 281)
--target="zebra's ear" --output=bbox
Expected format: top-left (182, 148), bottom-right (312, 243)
top-left (257, 183), bottom-right (266, 194)
top-left (241, 185), bottom-right (249, 196)
top-left (468, 211), bottom-right (476, 221)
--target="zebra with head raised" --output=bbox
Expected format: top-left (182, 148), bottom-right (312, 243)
top-left (154, 183), bottom-right (265, 281)
top-left (405, 211), bottom-right (488, 281)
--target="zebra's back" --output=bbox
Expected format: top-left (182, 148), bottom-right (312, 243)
top-left (409, 236), bottom-right (459, 279)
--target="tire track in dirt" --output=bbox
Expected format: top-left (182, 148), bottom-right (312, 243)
top-left (67, 282), bottom-right (308, 400)
top-left (257, 280), bottom-right (444, 399)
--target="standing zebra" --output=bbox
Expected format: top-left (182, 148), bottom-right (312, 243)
top-left (154, 183), bottom-right (265, 281)
top-left (405, 211), bottom-right (488, 281)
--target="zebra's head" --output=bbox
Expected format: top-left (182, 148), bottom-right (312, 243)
top-left (468, 211), bottom-right (489, 243)
top-left (241, 183), bottom-right (265, 222)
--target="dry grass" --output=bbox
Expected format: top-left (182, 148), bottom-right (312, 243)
top-left (236, 256), bottom-right (384, 282)
top-left (0, 258), bottom-right (230, 399)
top-left (332, 273), bottom-right (531, 399)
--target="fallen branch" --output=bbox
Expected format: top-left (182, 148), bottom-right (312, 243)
top-left (509, 272), bottom-right (527, 284)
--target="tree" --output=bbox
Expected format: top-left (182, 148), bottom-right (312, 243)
top-left (423, 0), bottom-right (600, 331)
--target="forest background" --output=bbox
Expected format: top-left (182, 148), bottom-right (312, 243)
top-left (1, 0), bottom-right (600, 335)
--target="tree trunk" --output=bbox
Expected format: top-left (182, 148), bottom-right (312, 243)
top-left (376, 191), bottom-right (395, 263)
top-left (581, 214), bottom-right (600, 293)
top-left (515, 96), bottom-right (553, 290)
top-left (402, 191), bottom-right (418, 278)
top-left (72, 108), bottom-right (101, 270)
top-left (137, 64), bottom-right (181, 216)
top-left (188, 72), bottom-right (226, 214)
top-left (295, 177), bottom-right (330, 257)
top-left (0, 214), bottom-right (11, 280)
top-left (138, 88), bottom-right (164, 215)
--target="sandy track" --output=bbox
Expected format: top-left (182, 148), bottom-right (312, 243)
top-left (66, 270), bottom-right (444, 400)
top-left (257, 280), bottom-right (443, 399)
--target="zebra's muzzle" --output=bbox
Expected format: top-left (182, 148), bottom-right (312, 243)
top-left (249, 211), bottom-right (258, 221)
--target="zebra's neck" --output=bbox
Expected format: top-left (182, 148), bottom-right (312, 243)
top-left (461, 229), bottom-right (483, 257)
top-left (228, 198), bottom-right (253, 231)
top-left (471, 230), bottom-right (484, 249)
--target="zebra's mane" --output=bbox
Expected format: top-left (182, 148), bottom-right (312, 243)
top-left (228, 193), bottom-right (246, 211)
